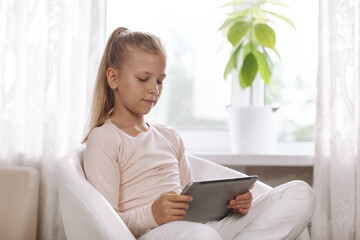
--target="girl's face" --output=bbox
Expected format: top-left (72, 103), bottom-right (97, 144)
top-left (107, 49), bottom-right (166, 118)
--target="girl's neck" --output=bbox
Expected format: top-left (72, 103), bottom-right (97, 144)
top-left (109, 111), bottom-right (149, 137)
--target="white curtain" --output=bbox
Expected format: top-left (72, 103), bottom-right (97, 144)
top-left (0, 0), bottom-right (105, 239)
top-left (311, 0), bottom-right (360, 239)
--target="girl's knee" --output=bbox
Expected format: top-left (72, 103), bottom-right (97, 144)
top-left (291, 181), bottom-right (315, 201)
top-left (286, 180), bottom-right (316, 219)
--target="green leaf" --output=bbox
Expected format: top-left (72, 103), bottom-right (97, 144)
top-left (223, 44), bottom-right (243, 79)
top-left (254, 50), bottom-right (271, 84)
top-left (242, 42), bottom-right (255, 61)
top-left (218, 14), bottom-right (248, 31)
top-left (239, 53), bottom-right (258, 89)
top-left (265, 11), bottom-right (296, 29)
top-left (269, 47), bottom-right (281, 60)
top-left (227, 21), bottom-right (252, 46)
top-left (263, 48), bottom-right (274, 73)
top-left (252, 7), bottom-right (268, 22)
top-left (254, 24), bottom-right (276, 49)
top-left (227, 9), bottom-right (250, 19)
top-left (219, 18), bottom-right (237, 31)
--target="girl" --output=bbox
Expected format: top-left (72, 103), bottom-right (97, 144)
top-left (83, 27), bottom-right (316, 239)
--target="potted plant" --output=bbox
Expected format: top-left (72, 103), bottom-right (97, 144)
top-left (219, 0), bottom-right (295, 154)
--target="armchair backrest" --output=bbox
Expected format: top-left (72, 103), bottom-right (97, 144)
top-left (187, 154), bottom-right (271, 198)
top-left (57, 146), bottom-right (135, 240)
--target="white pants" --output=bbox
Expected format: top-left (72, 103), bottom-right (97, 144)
top-left (138, 180), bottom-right (316, 240)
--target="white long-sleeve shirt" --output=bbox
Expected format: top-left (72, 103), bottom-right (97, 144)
top-left (84, 120), bottom-right (193, 237)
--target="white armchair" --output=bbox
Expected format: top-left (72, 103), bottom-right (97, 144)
top-left (57, 146), bottom-right (274, 240)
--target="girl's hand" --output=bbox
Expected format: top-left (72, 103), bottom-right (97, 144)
top-left (151, 191), bottom-right (193, 225)
top-left (227, 190), bottom-right (253, 215)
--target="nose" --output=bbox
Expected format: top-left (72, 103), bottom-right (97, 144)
top-left (148, 80), bottom-right (160, 95)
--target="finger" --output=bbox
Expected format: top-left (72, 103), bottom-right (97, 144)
top-left (233, 208), bottom-right (249, 214)
top-left (235, 191), bottom-right (252, 201)
top-left (227, 203), bottom-right (251, 209)
top-left (167, 194), bottom-right (193, 202)
top-left (239, 208), bottom-right (249, 214)
top-left (231, 199), bottom-right (252, 204)
top-left (235, 196), bottom-right (252, 202)
top-left (227, 200), bottom-right (252, 209)
top-left (228, 198), bottom-right (252, 206)
top-left (169, 208), bottom-right (187, 216)
top-left (167, 201), bottom-right (189, 210)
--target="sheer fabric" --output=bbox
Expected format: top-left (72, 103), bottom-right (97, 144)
top-left (0, 0), bottom-right (105, 239)
top-left (311, 0), bottom-right (360, 239)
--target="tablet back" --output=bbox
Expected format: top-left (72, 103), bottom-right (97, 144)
top-left (181, 176), bottom-right (257, 222)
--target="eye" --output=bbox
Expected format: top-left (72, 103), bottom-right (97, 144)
top-left (138, 78), bottom-right (148, 82)
top-left (157, 76), bottom-right (165, 85)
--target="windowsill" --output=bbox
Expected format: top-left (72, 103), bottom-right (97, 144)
top-left (179, 130), bottom-right (315, 167)
top-left (189, 153), bottom-right (314, 167)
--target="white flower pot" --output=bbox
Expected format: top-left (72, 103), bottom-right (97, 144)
top-left (228, 106), bottom-right (277, 154)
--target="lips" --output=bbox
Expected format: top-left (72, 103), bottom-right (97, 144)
top-left (142, 99), bottom-right (156, 104)
top-left (142, 95), bottom-right (157, 106)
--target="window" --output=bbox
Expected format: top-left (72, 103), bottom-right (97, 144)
top-left (264, 1), bottom-right (318, 142)
top-left (106, 0), bottom-right (230, 130)
top-left (106, 0), bottom-right (318, 147)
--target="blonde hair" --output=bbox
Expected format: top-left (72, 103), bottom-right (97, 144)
top-left (83, 27), bottom-right (166, 143)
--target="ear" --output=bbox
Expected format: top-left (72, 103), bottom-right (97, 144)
top-left (106, 67), bottom-right (118, 90)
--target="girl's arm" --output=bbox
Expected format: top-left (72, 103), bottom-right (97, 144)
top-left (84, 128), bottom-right (158, 237)
top-left (84, 128), bottom-right (120, 210)
top-left (177, 137), bottom-right (194, 187)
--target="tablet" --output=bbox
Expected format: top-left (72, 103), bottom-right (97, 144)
top-left (181, 175), bottom-right (258, 222)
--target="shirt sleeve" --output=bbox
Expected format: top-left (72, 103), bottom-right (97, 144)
top-left (84, 128), bottom-right (121, 210)
top-left (177, 135), bottom-right (194, 188)
top-left (84, 127), bottom-right (158, 237)
top-left (118, 204), bottom-right (158, 237)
